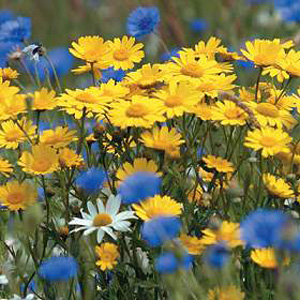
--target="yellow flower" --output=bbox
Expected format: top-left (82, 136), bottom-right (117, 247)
top-left (211, 100), bottom-right (248, 126)
top-left (263, 173), bottom-right (295, 198)
top-left (201, 221), bottom-right (242, 248)
top-left (188, 185), bottom-right (207, 206)
top-left (0, 94), bottom-right (27, 121)
top-left (191, 103), bottom-right (213, 120)
top-left (276, 49), bottom-right (300, 78)
top-left (0, 158), bottom-right (13, 177)
top-left (116, 158), bottom-right (162, 183)
top-left (105, 36), bottom-right (144, 70)
top-left (244, 127), bottom-right (292, 158)
top-left (108, 95), bottom-right (165, 129)
top-left (95, 243), bottom-right (119, 271)
top-left (72, 61), bottom-right (107, 79)
top-left (203, 155), bottom-right (234, 173)
top-left (262, 65), bottom-right (289, 83)
top-left (31, 88), bottom-right (58, 111)
top-left (58, 87), bottom-right (109, 119)
top-left (39, 126), bottom-right (77, 148)
top-left (58, 148), bottom-right (84, 168)
top-left (208, 285), bottom-right (245, 300)
top-left (251, 248), bottom-right (289, 269)
top-left (0, 118), bottom-right (36, 149)
top-left (193, 36), bottom-right (227, 59)
top-left (69, 35), bottom-right (109, 64)
top-left (0, 67), bottom-right (19, 81)
top-left (125, 63), bottom-right (166, 89)
top-left (132, 195), bottom-right (182, 221)
top-left (0, 78), bottom-right (19, 102)
top-left (153, 80), bottom-right (202, 119)
top-left (140, 126), bottom-right (184, 158)
top-left (97, 79), bottom-right (129, 104)
top-left (18, 144), bottom-right (59, 175)
top-left (241, 39), bottom-right (291, 67)
top-left (179, 234), bottom-right (204, 255)
top-left (0, 181), bottom-right (37, 211)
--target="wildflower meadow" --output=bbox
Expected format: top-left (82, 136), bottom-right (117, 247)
top-left (1, 0), bottom-right (300, 299)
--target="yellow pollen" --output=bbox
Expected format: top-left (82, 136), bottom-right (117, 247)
top-left (181, 63), bottom-right (204, 78)
top-left (93, 213), bottom-right (113, 227)
top-left (256, 103), bottom-right (279, 118)
top-left (164, 95), bottom-right (183, 107)
top-left (113, 48), bottom-right (129, 61)
top-left (260, 136), bottom-right (276, 147)
top-left (126, 103), bottom-right (148, 117)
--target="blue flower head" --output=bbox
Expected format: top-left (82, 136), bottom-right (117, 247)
top-left (0, 10), bottom-right (14, 26)
top-left (0, 17), bottom-right (31, 42)
top-left (190, 19), bottom-right (208, 33)
top-left (204, 243), bottom-right (230, 269)
top-left (160, 48), bottom-right (180, 62)
top-left (127, 6), bottom-right (160, 38)
top-left (155, 252), bottom-right (178, 274)
top-left (274, 0), bottom-right (300, 23)
top-left (118, 171), bottom-right (161, 204)
top-left (38, 256), bottom-right (78, 281)
top-left (75, 167), bottom-right (106, 194)
top-left (101, 67), bottom-right (126, 83)
top-left (141, 216), bottom-right (181, 247)
top-left (241, 209), bottom-right (289, 248)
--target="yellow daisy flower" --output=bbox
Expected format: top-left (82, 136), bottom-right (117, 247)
top-left (0, 67), bottom-right (19, 81)
top-left (251, 248), bottom-right (289, 269)
top-left (97, 79), bottom-right (129, 104)
top-left (39, 126), bottom-right (77, 149)
top-left (263, 173), bottom-right (295, 198)
top-left (72, 61), bottom-right (108, 79)
top-left (59, 148), bottom-right (84, 168)
top-left (0, 181), bottom-right (37, 211)
top-left (191, 103), bottom-right (213, 120)
top-left (69, 35), bottom-right (109, 64)
top-left (244, 127), bottom-right (292, 158)
top-left (0, 78), bottom-right (19, 102)
top-left (108, 95), bottom-right (165, 129)
top-left (116, 158), bottom-right (162, 183)
top-left (208, 285), bottom-right (245, 300)
top-left (202, 155), bottom-right (234, 173)
top-left (193, 36), bottom-right (227, 59)
top-left (140, 126), bottom-right (184, 158)
top-left (0, 94), bottom-right (27, 121)
top-left (132, 195), bottom-right (182, 221)
top-left (153, 80), bottom-right (202, 119)
top-left (18, 144), bottom-right (59, 175)
top-left (179, 234), bottom-right (204, 255)
top-left (211, 100), bottom-right (248, 126)
top-left (95, 243), bottom-right (119, 271)
top-left (0, 158), bottom-right (13, 177)
top-left (0, 118), bottom-right (36, 149)
top-left (201, 221), bottom-right (243, 248)
top-left (105, 36), bottom-right (144, 70)
top-left (31, 88), bottom-right (58, 111)
top-left (276, 49), bottom-right (300, 78)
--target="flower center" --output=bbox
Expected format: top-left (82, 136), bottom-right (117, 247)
top-left (32, 160), bottom-right (53, 172)
top-left (224, 108), bottom-right (243, 119)
top-left (113, 48), bottom-right (129, 61)
top-left (75, 92), bottom-right (98, 104)
top-left (7, 192), bottom-right (23, 204)
top-left (256, 103), bottom-right (279, 118)
top-left (181, 63), bottom-right (204, 78)
top-left (126, 103), bottom-right (148, 117)
top-left (5, 129), bottom-right (23, 142)
top-left (260, 136), bottom-right (276, 147)
top-left (164, 95), bottom-right (183, 107)
top-left (93, 213), bottom-right (113, 227)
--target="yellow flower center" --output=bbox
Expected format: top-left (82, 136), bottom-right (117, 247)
top-left (260, 136), bottom-right (276, 147)
top-left (32, 160), bottom-right (53, 172)
top-left (181, 63), bottom-right (204, 78)
top-left (75, 92), bottom-right (98, 104)
top-left (5, 129), bottom-right (23, 141)
top-left (113, 48), bottom-right (129, 61)
top-left (256, 103), bottom-right (279, 118)
top-left (153, 140), bottom-right (168, 150)
top-left (224, 108), bottom-right (243, 119)
top-left (126, 103), bottom-right (148, 117)
top-left (7, 192), bottom-right (24, 204)
top-left (93, 213), bottom-right (113, 227)
top-left (164, 95), bottom-right (183, 107)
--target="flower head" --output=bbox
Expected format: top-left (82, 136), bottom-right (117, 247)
top-left (31, 88), bottom-right (57, 111)
top-left (179, 234), bottom-right (204, 255)
top-left (251, 248), bottom-right (289, 269)
top-left (0, 67), bottom-right (19, 81)
top-left (0, 17), bottom-right (31, 42)
top-left (204, 243), bottom-right (230, 269)
top-left (127, 6), bottom-right (160, 37)
top-left (202, 155), bottom-right (234, 173)
top-left (0, 157), bottom-right (13, 177)
top-left (208, 285), bottom-right (245, 300)
top-left (95, 243), bottom-right (119, 271)
top-left (38, 256), bottom-right (78, 281)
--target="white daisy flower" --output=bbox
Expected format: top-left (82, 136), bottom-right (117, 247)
top-left (9, 294), bottom-right (35, 300)
top-left (0, 274), bottom-right (8, 285)
top-left (69, 194), bottom-right (136, 243)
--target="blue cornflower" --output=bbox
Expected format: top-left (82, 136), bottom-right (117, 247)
top-left (155, 252), bottom-right (178, 274)
top-left (189, 19), bottom-right (208, 33)
top-left (274, 0), bottom-right (300, 23)
top-left (240, 209), bottom-right (289, 248)
top-left (38, 256), bottom-right (78, 281)
top-left (160, 48), bottom-right (180, 62)
top-left (0, 17), bottom-right (31, 42)
top-left (0, 10), bottom-right (14, 26)
top-left (127, 6), bottom-right (160, 38)
top-left (141, 216), bottom-right (181, 247)
top-left (204, 243), bottom-right (230, 269)
top-left (75, 167), bottom-right (106, 194)
top-left (118, 171), bottom-right (161, 204)
top-left (101, 67), bottom-right (126, 83)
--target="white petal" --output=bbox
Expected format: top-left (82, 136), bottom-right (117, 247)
top-left (114, 211), bottom-right (137, 221)
top-left (106, 194), bottom-right (121, 216)
top-left (83, 227), bottom-right (97, 236)
top-left (97, 230), bottom-right (105, 243)
top-left (112, 221), bottom-right (131, 231)
top-left (87, 202), bottom-right (97, 217)
top-left (69, 218), bottom-right (92, 226)
top-left (81, 210), bottom-right (93, 220)
top-left (102, 226), bottom-right (117, 240)
top-left (96, 198), bottom-right (105, 213)
top-left (70, 226), bottom-right (89, 233)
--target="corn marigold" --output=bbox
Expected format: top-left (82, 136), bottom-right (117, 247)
top-left (202, 155), bottom-right (234, 173)
top-left (0, 158), bottom-right (13, 177)
top-left (179, 234), bottom-right (204, 255)
top-left (251, 248), bottom-right (289, 269)
top-left (0, 67), bottom-right (19, 81)
top-left (208, 285), bottom-right (245, 300)
top-left (58, 148), bottom-right (84, 168)
top-left (95, 243), bottom-right (119, 271)
top-left (30, 88), bottom-right (58, 111)
top-left (263, 173), bottom-right (295, 198)
top-left (0, 94), bottom-right (27, 121)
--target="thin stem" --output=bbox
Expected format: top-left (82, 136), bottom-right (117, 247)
top-left (255, 67), bottom-right (263, 102)
top-left (44, 54), bottom-right (62, 93)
